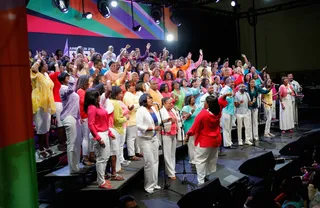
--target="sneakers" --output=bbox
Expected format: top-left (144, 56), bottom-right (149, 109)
top-left (244, 141), bottom-right (253, 145)
top-left (121, 160), bottom-right (131, 167)
top-left (238, 141), bottom-right (243, 146)
top-left (269, 133), bottom-right (275, 137)
top-left (154, 185), bottom-right (161, 190)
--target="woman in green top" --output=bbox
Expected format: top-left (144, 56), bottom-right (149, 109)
top-left (181, 95), bottom-right (201, 169)
top-left (172, 81), bottom-right (185, 110)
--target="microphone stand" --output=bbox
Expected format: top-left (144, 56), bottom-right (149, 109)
top-left (147, 103), bottom-right (183, 197)
top-left (174, 107), bottom-right (197, 190)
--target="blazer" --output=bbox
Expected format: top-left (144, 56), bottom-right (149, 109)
top-left (136, 106), bottom-right (161, 139)
top-left (159, 107), bottom-right (181, 133)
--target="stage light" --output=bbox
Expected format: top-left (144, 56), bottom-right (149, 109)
top-left (216, 0), bottom-right (220, 2)
top-left (82, 12), bottom-right (92, 19)
top-left (133, 25), bottom-right (142, 32)
top-left (54, 0), bottom-right (69, 13)
top-left (231, 1), bottom-right (236, 7)
top-left (170, 8), bottom-right (181, 27)
top-left (166, 34), bottom-right (174, 41)
top-left (98, 0), bottom-right (111, 18)
top-left (151, 6), bottom-right (162, 25)
top-left (110, 0), bottom-right (118, 7)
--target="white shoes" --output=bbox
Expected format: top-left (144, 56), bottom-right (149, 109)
top-left (245, 141), bottom-right (253, 145)
top-left (154, 185), bottom-right (161, 190)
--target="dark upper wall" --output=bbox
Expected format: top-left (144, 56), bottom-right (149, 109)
top-left (239, 4), bottom-right (320, 74)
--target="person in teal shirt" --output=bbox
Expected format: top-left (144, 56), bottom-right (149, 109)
top-left (181, 95), bottom-right (201, 169)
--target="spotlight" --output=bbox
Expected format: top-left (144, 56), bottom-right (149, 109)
top-left (110, 0), bottom-right (118, 7)
top-left (98, 0), bottom-right (111, 18)
top-left (231, 1), bottom-right (236, 7)
top-left (169, 8), bottom-right (181, 27)
top-left (82, 12), bottom-right (92, 19)
top-left (215, 0), bottom-right (220, 2)
top-left (166, 34), bottom-right (174, 41)
top-left (133, 25), bottom-right (142, 32)
top-left (54, 0), bottom-right (69, 13)
top-left (151, 6), bottom-right (162, 25)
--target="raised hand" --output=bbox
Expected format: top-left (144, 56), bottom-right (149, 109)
top-left (146, 43), bottom-right (151, 49)
top-left (187, 52), bottom-right (192, 59)
top-left (241, 54), bottom-right (246, 58)
top-left (199, 49), bottom-right (203, 55)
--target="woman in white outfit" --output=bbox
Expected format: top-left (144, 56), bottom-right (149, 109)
top-left (136, 93), bottom-right (161, 193)
top-left (279, 77), bottom-right (295, 134)
top-left (159, 97), bottom-right (179, 180)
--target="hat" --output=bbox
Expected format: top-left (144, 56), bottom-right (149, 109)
top-left (58, 71), bottom-right (70, 83)
top-left (108, 61), bottom-right (115, 67)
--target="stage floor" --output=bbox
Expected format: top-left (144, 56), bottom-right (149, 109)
top-left (126, 122), bottom-right (320, 208)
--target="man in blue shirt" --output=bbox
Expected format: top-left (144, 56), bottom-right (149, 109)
top-left (220, 78), bottom-right (236, 149)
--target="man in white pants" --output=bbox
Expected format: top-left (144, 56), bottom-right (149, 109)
top-left (288, 73), bottom-right (302, 125)
top-left (262, 80), bottom-right (275, 138)
top-left (220, 78), bottom-right (236, 149)
top-left (234, 84), bottom-right (252, 145)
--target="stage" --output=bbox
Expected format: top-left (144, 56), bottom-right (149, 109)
top-left (37, 120), bottom-right (320, 208)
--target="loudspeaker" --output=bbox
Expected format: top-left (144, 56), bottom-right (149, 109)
top-left (177, 178), bottom-right (231, 208)
top-left (279, 129), bottom-right (320, 157)
top-left (239, 151), bottom-right (276, 178)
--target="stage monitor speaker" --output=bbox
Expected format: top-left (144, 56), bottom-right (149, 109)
top-left (239, 151), bottom-right (276, 178)
top-left (177, 178), bottom-right (231, 208)
top-left (279, 129), bottom-right (320, 157)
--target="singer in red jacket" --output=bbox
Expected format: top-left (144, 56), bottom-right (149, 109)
top-left (185, 93), bottom-right (231, 185)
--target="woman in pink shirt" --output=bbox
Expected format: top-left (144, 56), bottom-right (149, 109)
top-left (85, 89), bottom-right (115, 189)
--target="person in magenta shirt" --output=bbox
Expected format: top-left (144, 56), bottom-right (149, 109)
top-left (185, 93), bottom-right (231, 185)
top-left (85, 89), bottom-right (115, 189)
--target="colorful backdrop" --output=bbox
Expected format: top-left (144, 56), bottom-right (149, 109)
top-left (27, 0), bottom-right (178, 56)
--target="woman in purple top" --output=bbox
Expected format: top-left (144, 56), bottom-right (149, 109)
top-left (59, 72), bottom-right (82, 174)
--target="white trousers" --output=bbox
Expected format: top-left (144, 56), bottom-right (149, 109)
top-left (118, 129), bottom-right (126, 164)
top-left (109, 128), bottom-right (121, 172)
top-left (222, 112), bottom-right (233, 147)
top-left (264, 108), bottom-right (272, 134)
top-left (93, 131), bottom-right (110, 186)
top-left (126, 126), bottom-right (140, 157)
top-left (272, 100), bottom-right (276, 119)
top-left (194, 145), bottom-right (219, 185)
top-left (163, 135), bottom-right (176, 177)
top-left (139, 136), bottom-right (159, 193)
top-left (62, 115), bottom-right (82, 174)
top-left (250, 109), bottom-right (259, 141)
top-left (34, 107), bottom-right (51, 134)
top-left (292, 100), bottom-right (298, 124)
top-left (54, 102), bottom-right (63, 128)
top-left (236, 112), bottom-right (251, 143)
top-left (81, 118), bottom-right (92, 156)
top-left (188, 136), bottom-right (195, 164)
top-left (176, 127), bottom-right (184, 141)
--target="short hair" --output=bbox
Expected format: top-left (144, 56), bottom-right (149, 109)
top-left (172, 81), bottom-right (180, 90)
top-left (93, 83), bottom-right (105, 95)
top-left (139, 93), bottom-right (152, 107)
top-left (125, 80), bottom-right (135, 90)
top-left (206, 95), bottom-right (219, 115)
top-left (191, 68), bottom-right (197, 74)
top-left (179, 78), bottom-right (188, 87)
top-left (84, 89), bottom-right (100, 113)
top-left (159, 83), bottom-right (168, 93)
top-left (184, 95), bottom-right (194, 106)
top-left (94, 58), bottom-right (102, 66)
top-left (281, 76), bottom-right (288, 83)
top-left (161, 97), bottom-right (171, 106)
top-left (118, 195), bottom-right (135, 208)
top-left (139, 72), bottom-right (150, 82)
top-left (136, 81), bottom-right (145, 92)
top-left (164, 71), bottom-right (174, 81)
top-left (110, 86), bottom-right (122, 99)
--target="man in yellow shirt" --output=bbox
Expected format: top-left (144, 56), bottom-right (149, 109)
top-left (147, 78), bottom-right (163, 111)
